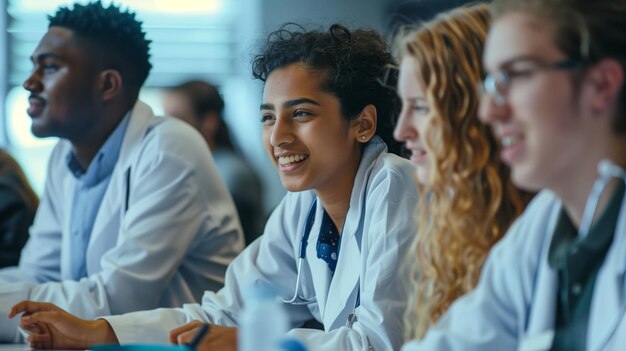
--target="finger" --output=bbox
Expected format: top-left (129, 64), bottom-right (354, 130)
top-left (9, 301), bottom-right (55, 318)
top-left (27, 334), bottom-right (51, 343)
top-left (27, 340), bottom-right (40, 350)
top-left (19, 316), bottom-right (44, 331)
top-left (169, 321), bottom-right (202, 343)
top-left (19, 319), bottom-right (45, 335)
top-left (176, 329), bottom-right (197, 345)
top-left (27, 333), bottom-right (51, 349)
top-left (22, 311), bottom-right (61, 325)
top-left (30, 339), bottom-right (51, 350)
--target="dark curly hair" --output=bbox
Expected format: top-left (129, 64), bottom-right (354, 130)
top-left (251, 23), bottom-right (403, 156)
top-left (48, 1), bottom-right (152, 100)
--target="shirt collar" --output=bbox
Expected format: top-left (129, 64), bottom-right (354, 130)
top-left (66, 111), bottom-right (132, 186)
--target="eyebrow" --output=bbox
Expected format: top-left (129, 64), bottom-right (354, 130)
top-left (260, 97), bottom-right (321, 111)
top-left (400, 96), bottom-right (428, 104)
top-left (497, 55), bottom-right (548, 69)
top-left (30, 52), bottom-right (61, 63)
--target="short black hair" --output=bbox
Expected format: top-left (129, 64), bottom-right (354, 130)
top-left (49, 1), bottom-right (152, 99)
top-left (252, 23), bottom-right (403, 156)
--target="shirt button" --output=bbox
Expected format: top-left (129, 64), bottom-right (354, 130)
top-left (572, 283), bottom-right (582, 295)
top-left (331, 252), bottom-right (337, 260)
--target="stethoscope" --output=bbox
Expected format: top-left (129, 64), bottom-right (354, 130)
top-left (283, 199), bottom-right (318, 305)
top-left (282, 198), bottom-right (362, 315)
top-left (550, 160), bottom-right (625, 351)
top-left (578, 160), bottom-right (626, 239)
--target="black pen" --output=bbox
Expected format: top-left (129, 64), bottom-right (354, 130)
top-left (187, 323), bottom-right (210, 350)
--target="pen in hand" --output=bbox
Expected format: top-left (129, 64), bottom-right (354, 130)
top-left (187, 323), bottom-right (210, 350)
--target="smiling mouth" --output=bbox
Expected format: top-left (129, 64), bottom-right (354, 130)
top-left (410, 149), bottom-right (427, 163)
top-left (27, 96), bottom-right (47, 118)
top-left (278, 154), bottom-right (308, 166)
top-left (501, 135), bottom-right (523, 148)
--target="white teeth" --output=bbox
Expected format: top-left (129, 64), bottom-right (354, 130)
top-left (501, 135), bottom-right (521, 148)
top-left (278, 154), bottom-right (308, 165)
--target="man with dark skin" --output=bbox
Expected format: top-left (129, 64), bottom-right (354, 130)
top-left (0, 1), bottom-right (243, 342)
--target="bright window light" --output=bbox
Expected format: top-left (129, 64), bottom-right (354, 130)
top-left (5, 86), bottom-right (57, 148)
top-left (10, 0), bottom-right (223, 14)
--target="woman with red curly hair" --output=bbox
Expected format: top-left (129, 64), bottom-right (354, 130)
top-left (394, 4), bottom-right (530, 339)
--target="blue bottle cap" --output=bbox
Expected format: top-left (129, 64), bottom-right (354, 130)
top-left (279, 338), bottom-right (308, 351)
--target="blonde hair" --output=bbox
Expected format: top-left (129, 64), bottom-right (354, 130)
top-left (396, 4), bottom-right (530, 338)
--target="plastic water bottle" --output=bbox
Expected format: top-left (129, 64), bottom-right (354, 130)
top-left (238, 284), bottom-right (289, 351)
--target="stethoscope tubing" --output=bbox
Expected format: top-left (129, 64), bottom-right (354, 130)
top-left (282, 199), bottom-right (318, 305)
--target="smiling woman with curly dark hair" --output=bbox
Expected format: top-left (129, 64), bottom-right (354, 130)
top-left (252, 23), bottom-right (404, 157)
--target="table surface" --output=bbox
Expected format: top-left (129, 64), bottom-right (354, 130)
top-left (0, 345), bottom-right (85, 351)
top-left (0, 345), bottom-right (30, 351)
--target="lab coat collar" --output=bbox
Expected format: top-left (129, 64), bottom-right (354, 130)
top-left (85, 101), bottom-right (157, 263)
top-left (322, 136), bottom-right (386, 330)
top-left (116, 101), bottom-right (157, 169)
top-left (59, 100), bottom-right (156, 276)
top-left (524, 194), bottom-right (626, 351)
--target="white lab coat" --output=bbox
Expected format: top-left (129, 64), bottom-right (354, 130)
top-left (403, 189), bottom-right (626, 351)
top-left (103, 137), bottom-right (419, 351)
top-left (0, 101), bottom-right (244, 342)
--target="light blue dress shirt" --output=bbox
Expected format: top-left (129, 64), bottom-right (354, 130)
top-left (67, 113), bottom-right (130, 280)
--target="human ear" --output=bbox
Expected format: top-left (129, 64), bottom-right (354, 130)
top-left (354, 104), bottom-right (377, 143)
top-left (99, 69), bottom-right (123, 102)
top-left (586, 59), bottom-right (624, 116)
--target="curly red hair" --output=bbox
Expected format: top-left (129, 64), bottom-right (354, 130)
top-left (395, 4), bottom-right (531, 338)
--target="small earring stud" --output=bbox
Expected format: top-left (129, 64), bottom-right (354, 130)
top-left (360, 136), bottom-right (366, 140)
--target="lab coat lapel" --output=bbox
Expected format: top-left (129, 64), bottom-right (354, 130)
top-left (322, 138), bottom-right (384, 330)
top-left (323, 232), bottom-right (360, 330)
top-left (60, 165), bottom-right (76, 280)
top-left (86, 101), bottom-right (156, 274)
top-left (521, 201), bottom-right (561, 351)
top-left (524, 243), bottom-right (557, 341)
top-left (587, 195), bottom-right (626, 351)
top-left (307, 200), bottom-right (333, 324)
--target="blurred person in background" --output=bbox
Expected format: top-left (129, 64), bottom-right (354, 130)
top-left (0, 149), bottom-right (38, 267)
top-left (164, 81), bottom-right (265, 245)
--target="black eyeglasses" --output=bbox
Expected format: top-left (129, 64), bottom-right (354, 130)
top-left (481, 58), bottom-right (583, 106)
